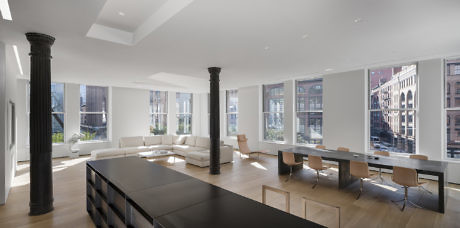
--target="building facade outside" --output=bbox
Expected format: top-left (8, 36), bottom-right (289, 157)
top-left (445, 59), bottom-right (460, 158)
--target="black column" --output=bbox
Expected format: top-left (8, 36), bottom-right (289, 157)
top-left (26, 32), bottom-right (55, 216)
top-left (209, 67), bottom-right (221, 175)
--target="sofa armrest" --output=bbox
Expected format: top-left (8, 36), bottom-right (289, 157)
top-left (220, 145), bottom-right (234, 163)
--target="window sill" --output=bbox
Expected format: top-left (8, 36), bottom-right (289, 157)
top-left (262, 140), bottom-right (287, 145)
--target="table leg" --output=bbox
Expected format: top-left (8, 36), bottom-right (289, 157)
top-left (438, 172), bottom-right (447, 213)
top-left (338, 160), bottom-right (357, 189)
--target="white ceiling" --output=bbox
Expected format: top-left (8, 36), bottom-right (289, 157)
top-left (1, 0), bottom-right (460, 92)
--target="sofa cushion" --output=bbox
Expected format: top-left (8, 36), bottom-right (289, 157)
top-left (124, 146), bottom-right (151, 155)
top-left (185, 136), bottom-right (197, 146)
top-left (91, 148), bottom-right (126, 159)
top-left (119, 136), bottom-right (144, 148)
top-left (162, 135), bottom-right (173, 145)
top-left (147, 145), bottom-right (173, 150)
top-left (144, 136), bottom-right (163, 146)
top-left (174, 135), bottom-right (187, 145)
top-left (195, 137), bottom-right (210, 149)
top-left (187, 151), bottom-right (210, 162)
top-left (173, 145), bottom-right (203, 153)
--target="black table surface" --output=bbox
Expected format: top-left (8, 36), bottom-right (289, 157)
top-left (87, 157), bottom-right (322, 228)
top-left (281, 147), bottom-right (448, 174)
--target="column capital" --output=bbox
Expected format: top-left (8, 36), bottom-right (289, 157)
top-left (26, 33), bottom-right (55, 58)
top-left (208, 67), bottom-right (221, 75)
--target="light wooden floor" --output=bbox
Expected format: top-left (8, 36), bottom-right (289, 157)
top-left (1, 153), bottom-right (459, 228)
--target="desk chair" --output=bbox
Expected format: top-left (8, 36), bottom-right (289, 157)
top-left (391, 166), bottom-right (424, 211)
top-left (282, 152), bottom-right (303, 182)
top-left (350, 160), bottom-right (371, 199)
top-left (409, 154), bottom-right (432, 194)
top-left (308, 155), bottom-right (328, 189)
top-left (337, 147), bottom-right (350, 152)
top-left (373, 151), bottom-right (390, 183)
top-left (316, 145), bottom-right (326, 150)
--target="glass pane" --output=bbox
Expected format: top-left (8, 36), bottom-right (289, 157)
top-left (227, 114), bottom-right (238, 136)
top-left (80, 113), bottom-right (107, 141)
top-left (150, 91), bottom-right (168, 113)
top-left (263, 113), bottom-right (284, 141)
top-left (446, 59), bottom-right (460, 108)
top-left (296, 112), bottom-right (322, 144)
top-left (52, 113), bottom-right (64, 143)
top-left (176, 114), bottom-right (192, 135)
top-left (176, 93), bottom-right (193, 114)
top-left (370, 110), bottom-right (416, 153)
top-left (80, 85), bottom-right (108, 112)
top-left (51, 83), bottom-right (64, 112)
top-left (226, 90), bottom-right (238, 113)
top-left (447, 110), bottom-right (460, 158)
top-left (150, 114), bottom-right (167, 135)
top-left (369, 64), bottom-right (417, 109)
top-left (296, 79), bottom-right (322, 112)
top-left (263, 83), bottom-right (284, 112)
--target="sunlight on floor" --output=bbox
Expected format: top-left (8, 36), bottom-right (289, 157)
top-left (147, 156), bottom-right (185, 164)
top-left (52, 157), bottom-right (89, 173)
top-left (369, 181), bottom-right (399, 192)
top-left (250, 162), bottom-right (267, 170)
top-left (11, 172), bottom-right (30, 187)
top-left (16, 163), bottom-right (30, 171)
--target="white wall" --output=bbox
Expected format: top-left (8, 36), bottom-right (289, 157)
top-left (237, 86), bottom-right (260, 150)
top-left (323, 70), bottom-right (367, 154)
top-left (0, 43), bottom-right (17, 204)
top-left (111, 87), bottom-right (150, 147)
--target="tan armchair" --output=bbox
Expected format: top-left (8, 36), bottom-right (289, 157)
top-left (282, 152), bottom-right (303, 182)
top-left (350, 160), bottom-right (370, 199)
top-left (391, 166), bottom-right (424, 211)
top-left (308, 155), bottom-right (328, 189)
top-left (315, 145), bottom-right (326, 150)
top-left (409, 154), bottom-right (432, 194)
top-left (236, 134), bottom-right (265, 159)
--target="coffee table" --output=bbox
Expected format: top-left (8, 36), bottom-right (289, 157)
top-left (138, 150), bottom-right (176, 162)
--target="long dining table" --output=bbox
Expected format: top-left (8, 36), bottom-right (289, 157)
top-left (278, 147), bottom-right (448, 213)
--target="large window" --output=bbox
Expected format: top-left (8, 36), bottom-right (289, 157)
top-left (369, 64), bottom-right (417, 154)
top-left (296, 79), bottom-right (323, 144)
top-left (445, 58), bottom-right (460, 159)
top-left (176, 93), bottom-right (192, 135)
top-left (51, 83), bottom-right (65, 143)
top-left (27, 82), bottom-right (65, 144)
top-left (150, 91), bottom-right (168, 135)
top-left (80, 85), bottom-right (108, 141)
top-left (263, 83), bottom-right (284, 141)
top-left (226, 90), bottom-right (238, 136)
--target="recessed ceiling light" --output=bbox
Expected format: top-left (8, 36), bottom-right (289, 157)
top-left (0, 0), bottom-right (13, 20)
top-left (12, 45), bottom-right (23, 75)
top-left (325, 68), bottom-right (333, 72)
top-left (118, 11), bottom-right (125, 16)
top-left (354, 18), bottom-right (362, 23)
top-left (264, 46), bottom-right (270, 51)
top-left (301, 34), bottom-right (309, 39)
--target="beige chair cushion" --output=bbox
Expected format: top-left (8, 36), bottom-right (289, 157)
top-left (124, 146), bottom-right (150, 155)
top-left (185, 136), bottom-right (197, 146)
top-left (173, 145), bottom-right (204, 153)
top-left (144, 136), bottom-right (162, 146)
top-left (119, 136), bottom-right (144, 148)
top-left (195, 137), bottom-right (210, 149)
top-left (162, 135), bottom-right (173, 145)
top-left (174, 135), bottom-right (187, 145)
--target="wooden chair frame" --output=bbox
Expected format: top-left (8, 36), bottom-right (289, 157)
top-left (262, 185), bottom-right (290, 213)
top-left (301, 197), bottom-right (340, 228)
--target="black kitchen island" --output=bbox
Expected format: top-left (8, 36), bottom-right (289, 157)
top-left (86, 157), bottom-right (322, 228)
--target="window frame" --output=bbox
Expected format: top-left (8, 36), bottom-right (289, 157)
top-left (367, 63), bottom-right (419, 154)
top-left (262, 83), bottom-right (285, 142)
top-left (149, 91), bottom-right (168, 135)
top-left (79, 85), bottom-right (109, 142)
top-left (51, 83), bottom-right (65, 144)
top-left (176, 92), bottom-right (193, 135)
top-left (295, 78), bottom-right (323, 145)
top-left (444, 58), bottom-right (460, 160)
top-left (226, 89), bottom-right (238, 137)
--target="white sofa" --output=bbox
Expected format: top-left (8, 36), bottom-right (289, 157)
top-left (90, 135), bottom-right (233, 167)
